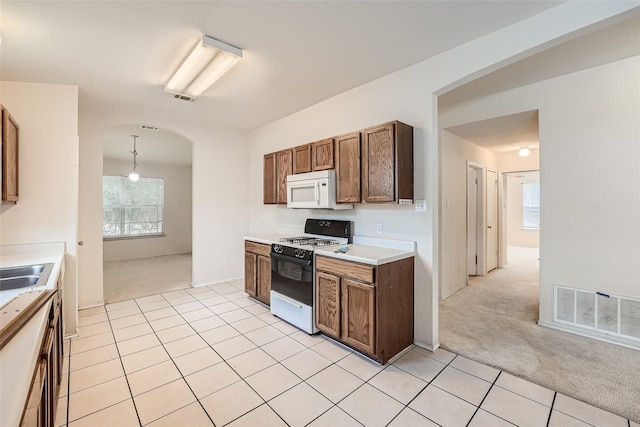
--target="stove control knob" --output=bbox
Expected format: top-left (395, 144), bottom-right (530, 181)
top-left (294, 248), bottom-right (306, 259)
top-left (273, 245), bottom-right (283, 254)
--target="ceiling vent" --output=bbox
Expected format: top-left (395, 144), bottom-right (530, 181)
top-left (173, 94), bottom-right (196, 102)
top-left (140, 125), bottom-right (159, 131)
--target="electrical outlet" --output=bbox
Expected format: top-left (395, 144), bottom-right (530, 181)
top-left (376, 224), bottom-right (383, 234)
top-left (260, 216), bottom-right (265, 224)
top-left (415, 200), bottom-right (427, 212)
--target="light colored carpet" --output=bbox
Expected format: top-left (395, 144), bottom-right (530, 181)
top-left (103, 253), bottom-right (192, 303)
top-left (439, 246), bottom-right (640, 423)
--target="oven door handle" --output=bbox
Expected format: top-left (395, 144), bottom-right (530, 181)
top-left (272, 291), bottom-right (304, 309)
top-left (270, 251), bottom-right (312, 267)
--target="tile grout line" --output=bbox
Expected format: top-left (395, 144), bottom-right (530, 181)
top-left (132, 292), bottom-right (217, 426)
top-left (383, 349), bottom-right (455, 426)
top-left (465, 370), bottom-right (502, 427)
top-left (62, 339), bottom-right (71, 427)
top-left (546, 392), bottom-right (557, 427)
top-left (104, 305), bottom-right (144, 427)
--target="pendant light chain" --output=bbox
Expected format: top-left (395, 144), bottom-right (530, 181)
top-left (129, 135), bottom-right (140, 181)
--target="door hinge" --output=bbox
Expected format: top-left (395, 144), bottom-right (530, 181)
top-left (475, 255), bottom-right (478, 265)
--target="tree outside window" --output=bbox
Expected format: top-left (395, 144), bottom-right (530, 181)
top-left (103, 176), bottom-right (164, 238)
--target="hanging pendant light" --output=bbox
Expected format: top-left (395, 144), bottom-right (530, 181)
top-left (128, 135), bottom-right (140, 181)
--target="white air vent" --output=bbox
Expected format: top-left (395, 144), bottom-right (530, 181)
top-left (555, 284), bottom-right (640, 342)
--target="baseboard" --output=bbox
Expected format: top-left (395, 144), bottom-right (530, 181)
top-left (538, 320), bottom-right (640, 351)
top-left (78, 302), bottom-right (105, 310)
top-left (414, 340), bottom-right (440, 352)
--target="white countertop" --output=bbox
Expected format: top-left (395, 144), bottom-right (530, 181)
top-left (0, 249), bottom-right (65, 308)
top-left (243, 233), bottom-right (295, 245)
top-left (315, 236), bottom-right (416, 265)
top-left (244, 234), bottom-right (415, 265)
top-left (1, 243), bottom-right (65, 427)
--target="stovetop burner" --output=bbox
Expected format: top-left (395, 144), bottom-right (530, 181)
top-left (279, 236), bottom-right (341, 248)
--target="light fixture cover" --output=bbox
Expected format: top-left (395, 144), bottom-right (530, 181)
top-left (165, 35), bottom-right (242, 101)
top-left (519, 147), bottom-right (530, 157)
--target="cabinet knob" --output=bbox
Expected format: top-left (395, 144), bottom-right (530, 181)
top-left (78, 241), bottom-right (84, 246)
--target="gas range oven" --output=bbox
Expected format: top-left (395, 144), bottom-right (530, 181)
top-left (270, 219), bottom-right (351, 334)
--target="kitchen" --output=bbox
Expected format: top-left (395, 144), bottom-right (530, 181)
top-left (2, 1), bottom-right (640, 426)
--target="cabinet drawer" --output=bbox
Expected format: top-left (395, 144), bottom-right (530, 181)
top-left (245, 241), bottom-right (271, 257)
top-left (316, 256), bottom-right (374, 283)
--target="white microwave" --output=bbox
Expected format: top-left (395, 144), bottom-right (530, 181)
top-left (286, 170), bottom-right (353, 210)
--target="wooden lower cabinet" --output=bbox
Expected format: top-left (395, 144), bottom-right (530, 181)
top-left (316, 272), bottom-right (341, 338)
top-left (244, 240), bottom-right (271, 306)
top-left (315, 255), bottom-right (414, 364)
top-left (20, 280), bottom-right (63, 427)
top-left (342, 278), bottom-right (375, 355)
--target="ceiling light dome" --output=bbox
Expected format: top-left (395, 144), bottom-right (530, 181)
top-left (519, 147), bottom-right (530, 157)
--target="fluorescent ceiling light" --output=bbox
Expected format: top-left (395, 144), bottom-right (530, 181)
top-left (165, 35), bottom-right (242, 101)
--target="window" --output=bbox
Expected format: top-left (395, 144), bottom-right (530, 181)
top-left (103, 176), bottom-right (164, 238)
top-left (522, 182), bottom-right (540, 230)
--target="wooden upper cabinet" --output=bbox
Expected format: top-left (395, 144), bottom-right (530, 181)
top-left (1, 104), bottom-right (19, 204)
top-left (335, 132), bottom-right (361, 204)
top-left (263, 152), bottom-right (276, 204)
top-left (311, 138), bottom-right (334, 171)
top-left (276, 149), bottom-right (293, 204)
top-left (362, 121), bottom-right (413, 204)
top-left (293, 143), bottom-right (312, 174)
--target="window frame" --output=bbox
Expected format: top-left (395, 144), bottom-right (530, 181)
top-left (522, 181), bottom-right (540, 230)
top-left (102, 175), bottom-right (166, 240)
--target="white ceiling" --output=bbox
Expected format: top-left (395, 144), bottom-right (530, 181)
top-left (444, 110), bottom-right (539, 154)
top-left (1, 0), bottom-right (562, 133)
top-left (2, 1), bottom-right (638, 162)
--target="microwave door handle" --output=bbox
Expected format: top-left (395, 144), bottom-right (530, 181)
top-left (315, 181), bottom-right (320, 205)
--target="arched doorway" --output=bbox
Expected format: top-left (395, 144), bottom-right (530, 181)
top-left (102, 124), bottom-right (193, 302)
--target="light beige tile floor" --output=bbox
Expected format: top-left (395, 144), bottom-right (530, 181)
top-left (57, 278), bottom-right (635, 427)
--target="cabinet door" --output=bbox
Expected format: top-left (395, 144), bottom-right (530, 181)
top-left (311, 138), bottom-right (334, 171)
top-left (263, 153), bottom-right (277, 204)
top-left (2, 106), bottom-right (19, 203)
top-left (244, 252), bottom-right (257, 297)
top-left (256, 255), bottom-right (271, 305)
top-left (316, 272), bottom-right (341, 339)
top-left (362, 123), bottom-right (395, 203)
top-left (335, 132), bottom-right (361, 203)
top-left (276, 149), bottom-right (293, 204)
top-left (342, 279), bottom-right (375, 355)
top-left (293, 144), bottom-right (312, 174)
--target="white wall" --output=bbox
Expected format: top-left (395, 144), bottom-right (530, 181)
top-left (437, 55), bottom-right (640, 344)
top-left (247, 3), bottom-right (638, 348)
top-left (78, 111), bottom-right (249, 310)
top-left (102, 159), bottom-right (192, 262)
top-left (0, 82), bottom-right (79, 335)
top-left (440, 130), bottom-right (498, 298)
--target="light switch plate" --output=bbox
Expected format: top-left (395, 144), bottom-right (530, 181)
top-left (415, 200), bottom-right (427, 212)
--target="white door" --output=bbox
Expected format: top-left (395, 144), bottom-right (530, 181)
top-left (467, 166), bottom-right (479, 276)
top-left (487, 169), bottom-right (498, 272)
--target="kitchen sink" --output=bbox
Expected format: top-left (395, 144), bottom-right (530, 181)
top-left (0, 276), bottom-right (41, 291)
top-left (0, 264), bottom-right (46, 278)
top-left (0, 263), bottom-right (54, 292)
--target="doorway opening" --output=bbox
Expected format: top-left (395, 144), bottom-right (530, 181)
top-left (102, 124), bottom-right (193, 303)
